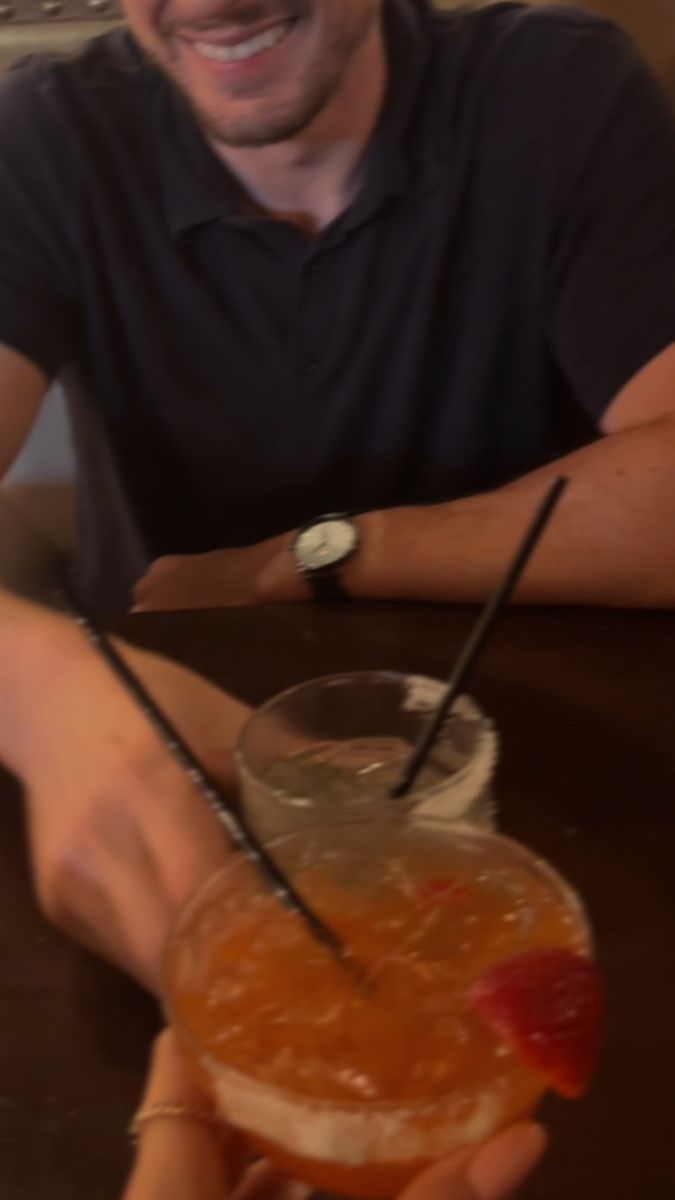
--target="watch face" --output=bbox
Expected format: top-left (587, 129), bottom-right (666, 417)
top-left (294, 518), bottom-right (358, 571)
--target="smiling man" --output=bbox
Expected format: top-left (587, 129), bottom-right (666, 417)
top-left (2, 0), bottom-right (675, 1003)
top-left (3, 0), bottom-right (675, 616)
top-left (143, 0), bottom-right (382, 147)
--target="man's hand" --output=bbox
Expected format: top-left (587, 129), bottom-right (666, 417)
top-left (133, 535), bottom-right (309, 612)
top-left (125, 1031), bottom-right (547, 1200)
top-left (12, 617), bottom-right (251, 991)
top-left (135, 344), bottom-right (675, 612)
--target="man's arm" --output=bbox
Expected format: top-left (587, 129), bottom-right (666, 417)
top-left (340, 340), bottom-right (675, 608)
top-left (134, 340), bottom-right (675, 612)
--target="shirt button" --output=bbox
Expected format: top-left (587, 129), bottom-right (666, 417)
top-left (300, 356), bottom-right (319, 376)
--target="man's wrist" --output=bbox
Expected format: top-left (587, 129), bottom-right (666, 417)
top-left (256, 531), bottom-right (312, 602)
top-left (256, 508), bottom-right (394, 602)
top-left (340, 509), bottom-right (390, 598)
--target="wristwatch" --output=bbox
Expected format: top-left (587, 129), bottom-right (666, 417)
top-left (292, 513), bottom-right (360, 600)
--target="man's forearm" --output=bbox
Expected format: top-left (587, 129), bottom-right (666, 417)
top-left (343, 415), bottom-right (675, 607)
top-left (134, 412), bottom-right (675, 611)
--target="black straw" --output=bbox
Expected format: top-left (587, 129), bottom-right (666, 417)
top-left (58, 580), bottom-right (364, 980)
top-left (391, 476), bottom-right (569, 799)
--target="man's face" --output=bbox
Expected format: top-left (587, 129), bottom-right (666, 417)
top-left (124, 0), bottom-right (382, 147)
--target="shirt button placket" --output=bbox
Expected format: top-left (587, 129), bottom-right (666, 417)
top-left (295, 253), bottom-right (324, 381)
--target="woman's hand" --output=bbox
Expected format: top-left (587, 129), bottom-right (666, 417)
top-left (20, 622), bottom-right (251, 991)
top-left (124, 1031), bottom-right (547, 1200)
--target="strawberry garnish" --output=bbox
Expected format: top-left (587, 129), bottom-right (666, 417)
top-left (469, 947), bottom-right (603, 1098)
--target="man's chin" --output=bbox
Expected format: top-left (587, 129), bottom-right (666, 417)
top-left (202, 104), bottom-right (330, 148)
top-left (172, 73), bottom-right (340, 149)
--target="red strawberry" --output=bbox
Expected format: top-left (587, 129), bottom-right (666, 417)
top-left (468, 947), bottom-right (603, 1098)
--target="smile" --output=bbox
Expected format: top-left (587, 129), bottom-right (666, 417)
top-left (192, 18), bottom-right (296, 64)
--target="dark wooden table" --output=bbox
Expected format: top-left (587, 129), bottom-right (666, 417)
top-left (2, 603), bottom-right (675, 1199)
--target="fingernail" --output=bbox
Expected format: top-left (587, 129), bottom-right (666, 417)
top-left (467, 1123), bottom-right (548, 1200)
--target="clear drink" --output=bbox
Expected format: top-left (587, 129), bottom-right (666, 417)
top-left (263, 735), bottom-right (458, 805)
top-left (236, 672), bottom-right (499, 839)
top-left (164, 818), bottom-right (596, 1199)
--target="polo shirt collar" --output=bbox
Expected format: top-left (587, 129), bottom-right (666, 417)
top-left (152, 78), bottom-right (239, 238)
top-left (333, 0), bottom-right (432, 239)
top-left (153, 0), bottom-right (434, 240)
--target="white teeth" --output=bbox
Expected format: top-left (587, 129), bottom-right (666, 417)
top-left (194, 20), bottom-right (291, 64)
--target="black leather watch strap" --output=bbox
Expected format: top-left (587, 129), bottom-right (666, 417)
top-left (292, 513), bottom-right (358, 601)
top-left (305, 567), bottom-right (349, 601)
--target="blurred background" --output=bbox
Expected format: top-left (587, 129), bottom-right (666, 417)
top-left (441, 1), bottom-right (675, 95)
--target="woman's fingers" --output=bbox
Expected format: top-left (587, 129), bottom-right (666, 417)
top-left (124, 1031), bottom-right (231, 1200)
top-left (400, 1123), bottom-right (548, 1200)
top-left (126, 1032), bottom-right (547, 1200)
top-left (231, 1159), bottom-right (311, 1200)
top-left (466, 1124), bottom-right (548, 1199)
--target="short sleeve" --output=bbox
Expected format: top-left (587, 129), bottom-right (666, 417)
top-left (547, 22), bottom-right (675, 420)
top-left (0, 60), bottom-right (80, 378)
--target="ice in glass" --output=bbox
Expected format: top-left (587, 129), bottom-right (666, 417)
top-left (236, 672), bottom-right (499, 839)
top-left (164, 818), bottom-right (601, 1199)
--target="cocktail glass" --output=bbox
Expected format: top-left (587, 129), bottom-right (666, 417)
top-left (164, 817), bottom-right (595, 1199)
top-left (236, 671), bottom-right (498, 840)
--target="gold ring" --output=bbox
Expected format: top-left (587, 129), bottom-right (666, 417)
top-left (129, 1102), bottom-right (218, 1140)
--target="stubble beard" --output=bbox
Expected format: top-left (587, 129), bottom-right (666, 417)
top-left (154, 5), bottom-right (379, 148)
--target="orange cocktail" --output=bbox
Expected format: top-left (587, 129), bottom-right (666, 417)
top-left (164, 819), bottom-right (600, 1199)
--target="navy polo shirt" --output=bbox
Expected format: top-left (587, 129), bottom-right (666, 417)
top-left (2, 1), bottom-right (675, 610)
